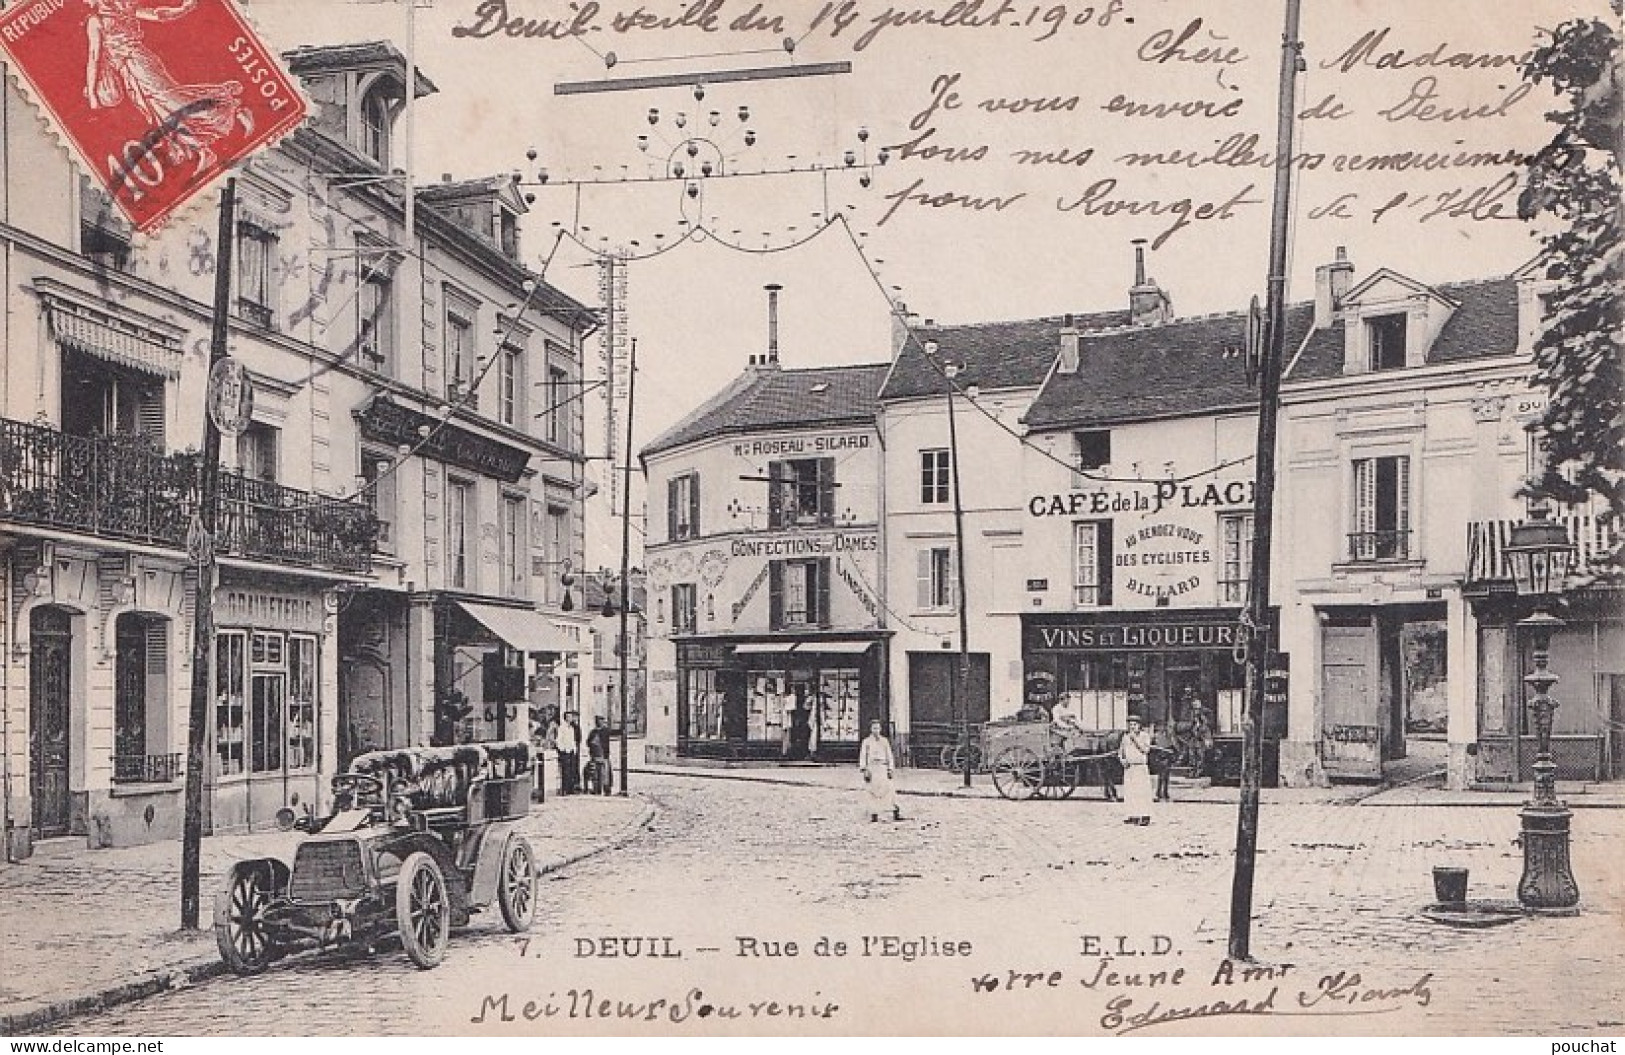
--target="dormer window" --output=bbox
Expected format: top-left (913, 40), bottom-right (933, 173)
top-left (360, 87), bottom-right (392, 166)
top-left (1368, 314), bottom-right (1407, 371)
top-left (498, 209), bottom-right (519, 259)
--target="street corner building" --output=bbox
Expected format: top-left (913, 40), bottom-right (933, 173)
top-left (0, 42), bottom-right (597, 859)
top-left (640, 288), bottom-right (890, 765)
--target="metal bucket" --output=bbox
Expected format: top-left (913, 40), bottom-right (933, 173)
top-left (1432, 866), bottom-right (1469, 905)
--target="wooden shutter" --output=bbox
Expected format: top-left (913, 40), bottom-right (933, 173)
top-left (769, 561), bottom-right (784, 629)
top-left (818, 457), bottom-right (836, 524)
top-left (1395, 457), bottom-right (1411, 534)
top-left (916, 549), bottom-right (932, 609)
top-left (815, 559), bottom-right (831, 626)
top-left (668, 477), bottom-right (680, 541)
top-left (136, 384), bottom-right (165, 445)
top-left (689, 473), bottom-right (701, 538)
top-left (1098, 523), bottom-right (1113, 606)
top-left (767, 462), bottom-right (786, 528)
top-left (1353, 459), bottom-right (1375, 535)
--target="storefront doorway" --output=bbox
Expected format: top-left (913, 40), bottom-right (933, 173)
top-left (907, 652), bottom-right (990, 768)
top-left (1319, 604), bottom-right (1447, 782)
top-left (29, 607), bottom-right (74, 838)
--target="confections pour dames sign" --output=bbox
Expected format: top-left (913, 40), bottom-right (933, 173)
top-left (0, 0), bottom-right (306, 232)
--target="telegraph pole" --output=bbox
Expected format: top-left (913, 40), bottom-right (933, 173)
top-left (1229, 0), bottom-right (1303, 961)
top-left (945, 364), bottom-right (972, 788)
top-left (617, 339), bottom-right (637, 796)
top-left (181, 178), bottom-right (236, 930)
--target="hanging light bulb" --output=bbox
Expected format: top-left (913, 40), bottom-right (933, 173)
top-left (525, 147), bottom-right (539, 162)
top-left (708, 110), bottom-right (721, 127)
top-left (672, 160), bottom-right (685, 178)
top-left (858, 126), bottom-right (869, 143)
top-left (636, 134), bottom-right (649, 152)
top-left (744, 129), bottom-right (756, 147)
top-left (844, 150), bottom-right (856, 167)
top-left (693, 82), bottom-right (706, 101)
top-left (537, 168), bottom-right (549, 184)
top-left (877, 148), bottom-right (890, 165)
top-left (686, 181), bottom-right (700, 199)
top-left (674, 111), bottom-right (687, 129)
top-left (737, 105), bottom-right (750, 123)
top-left (700, 160), bottom-right (714, 177)
top-left (647, 107), bottom-right (660, 125)
top-left (686, 141), bottom-right (699, 158)
top-left (860, 173), bottom-right (872, 188)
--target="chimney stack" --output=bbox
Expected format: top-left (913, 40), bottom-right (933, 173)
top-left (1314, 246), bottom-right (1355, 330)
top-left (764, 284), bottom-right (783, 367)
top-left (891, 299), bottom-right (920, 359)
top-left (1128, 239), bottom-right (1173, 326)
top-left (1059, 313), bottom-right (1080, 373)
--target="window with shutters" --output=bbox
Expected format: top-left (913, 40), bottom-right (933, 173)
top-left (235, 223), bottom-right (276, 329)
top-left (1219, 512), bottom-right (1253, 604)
top-left (357, 272), bottom-right (393, 373)
top-left (544, 504), bottom-right (569, 605)
top-left (920, 448), bottom-right (951, 505)
top-left (445, 299), bottom-right (476, 407)
top-left (1074, 521), bottom-right (1112, 606)
top-left (500, 346), bottom-right (525, 426)
top-left (502, 493), bottom-right (527, 598)
top-left (672, 583), bottom-right (698, 634)
top-left (917, 546), bottom-right (955, 611)
top-left (771, 558), bottom-right (830, 629)
top-left (360, 448), bottom-right (397, 554)
top-left (447, 477), bottom-right (474, 589)
top-left (59, 350), bottom-right (165, 443)
top-left (768, 458), bottom-right (835, 528)
top-left (668, 472), bottom-right (700, 541)
top-left (238, 423), bottom-right (279, 483)
top-left (1350, 455), bottom-right (1411, 561)
top-left (545, 365), bottom-right (569, 444)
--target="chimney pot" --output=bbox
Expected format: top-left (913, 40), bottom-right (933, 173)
top-left (764, 284), bottom-right (783, 366)
top-left (1315, 246), bottom-right (1356, 330)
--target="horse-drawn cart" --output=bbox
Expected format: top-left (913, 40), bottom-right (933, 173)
top-left (984, 718), bottom-right (1121, 801)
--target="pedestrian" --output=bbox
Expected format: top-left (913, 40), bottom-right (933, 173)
top-left (1100, 729), bottom-right (1123, 803)
top-left (586, 715), bottom-right (614, 795)
top-left (556, 711), bottom-right (581, 795)
top-left (1151, 720), bottom-right (1178, 802)
top-left (859, 720), bottom-right (902, 822)
top-left (1118, 713), bottom-right (1154, 825)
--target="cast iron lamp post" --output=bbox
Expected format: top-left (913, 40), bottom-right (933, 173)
top-left (1503, 506), bottom-right (1580, 915)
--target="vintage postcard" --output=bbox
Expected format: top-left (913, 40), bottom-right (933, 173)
top-left (0, 0), bottom-right (1621, 1040)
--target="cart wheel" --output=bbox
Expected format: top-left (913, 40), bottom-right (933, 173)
top-left (992, 746), bottom-right (1044, 800)
top-left (396, 852), bottom-right (450, 969)
top-left (215, 864), bottom-right (278, 975)
top-left (1035, 758), bottom-right (1067, 800)
top-left (938, 743), bottom-right (958, 771)
top-left (498, 836), bottom-right (537, 933)
top-left (1058, 760), bottom-right (1082, 800)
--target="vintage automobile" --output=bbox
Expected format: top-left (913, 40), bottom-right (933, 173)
top-left (214, 740), bottom-right (539, 973)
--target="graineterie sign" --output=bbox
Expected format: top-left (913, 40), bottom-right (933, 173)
top-left (358, 397), bottom-right (529, 483)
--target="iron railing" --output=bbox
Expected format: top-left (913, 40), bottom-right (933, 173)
top-left (0, 417), bottom-right (375, 573)
top-left (1347, 529), bottom-right (1412, 562)
top-left (112, 751), bottom-right (182, 783)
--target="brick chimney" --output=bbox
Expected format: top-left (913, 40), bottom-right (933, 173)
top-left (1058, 313), bottom-right (1081, 373)
top-left (1128, 240), bottom-right (1173, 326)
top-left (1314, 246), bottom-right (1355, 330)
top-left (763, 283), bottom-right (783, 369)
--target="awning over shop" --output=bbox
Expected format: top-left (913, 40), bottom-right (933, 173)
top-left (49, 306), bottom-right (183, 379)
top-left (731, 642), bottom-right (793, 655)
top-left (455, 601), bottom-right (591, 654)
top-left (790, 641), bottom-right (874, 654)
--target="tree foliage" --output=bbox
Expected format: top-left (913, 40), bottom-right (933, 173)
top-left (1517, 3), bottom-right (1623, 575)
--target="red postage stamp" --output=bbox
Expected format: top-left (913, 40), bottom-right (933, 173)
top-left (0, 0), bottom-right (306, 232)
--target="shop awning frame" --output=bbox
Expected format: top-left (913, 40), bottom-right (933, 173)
top-left (454, 600), bottom-right (592, 654)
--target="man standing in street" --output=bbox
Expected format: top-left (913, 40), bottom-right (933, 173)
top-left (860, 720), bottom-right (902, 822)
top-left (586, 715), bottom-right (614, 795)
top-left (557, 711), bottom-right (581, 795)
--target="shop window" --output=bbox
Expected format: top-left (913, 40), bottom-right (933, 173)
top-left (287, 636), bottom-right (317, 771)
top-left (917, 546), bottom-right (955, 611)
top-left (215, 632), bottom-right (247, 776)
top-left (113, 614), bottom-right (170, 782)
top-left (236, 222), bottom-right (277, 329)
top-left (748, 673), bottom-right (789, 742)
top-left (1073, 520), bottom-right (1113, 606)
top-left (1368, 314), bottom-right (1407, 371)
top-left (447, 477), bottom-right (473, 589)
top-left (668, 472), bottom-right (700, 541)
top-left (672, 583), bottom-right (697, 634)
top-left (819, 669), bottom-right (861, 742)
top-left (1350, 455), bottom-right (1411, 561)
top-left (920, 448), bottom-right (951, 505)
top-left (683, 668), bottom-right (724, 741)
top-left (771, 558), bottom-right (830, 629)
top-left (768, 458), bottom-right (835, 528)
top-left (1219, 512), bottom-right (1254, 604)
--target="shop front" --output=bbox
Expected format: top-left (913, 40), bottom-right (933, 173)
top-left (431, 597), bottom-right (590, 748)
top-left (676, 635), bottom-right (885, 763)
top-left (208, 577), bottom-right (337, 833)
top-left (1021, 608), bottom-right (1282, 785)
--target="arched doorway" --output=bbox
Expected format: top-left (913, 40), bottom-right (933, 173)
top-left (30, 607), bottom-right (73, 838)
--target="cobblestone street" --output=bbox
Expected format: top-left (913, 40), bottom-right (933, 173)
top-left (30, 773), bottom-right (1624, 1037)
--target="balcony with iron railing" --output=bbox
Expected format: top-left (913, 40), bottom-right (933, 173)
top-left (0, 417), bottom-right (376, 574)
top-left (1466, 512), bottom-right (1620, 588)
top-left (1346, 529), bottom-right (1413, 563)
top-left (112, 751), bottom-right (182, 784)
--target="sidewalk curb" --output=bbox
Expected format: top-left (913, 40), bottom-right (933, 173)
top-left (0, 799), bottom-right (658, 1037)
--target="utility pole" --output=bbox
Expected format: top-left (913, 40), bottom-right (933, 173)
top-left (945, 363), bottom-right (972, 788)
top-left (1229, 0), bottom-right (1303, 961)
top-left (181, 178), bottom-right (236, 930)
top-left (617, 338), bottom-right (637, 796)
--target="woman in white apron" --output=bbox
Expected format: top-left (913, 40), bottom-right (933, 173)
top-left (859, 721), bottom-right (902, 822)
top-left (1118, 714), bottom-right (1155, 825)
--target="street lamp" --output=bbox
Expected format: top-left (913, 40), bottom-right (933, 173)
top-left (1503, 505), bottom-right (1580, 915)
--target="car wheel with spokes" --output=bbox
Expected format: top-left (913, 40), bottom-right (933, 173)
top-left (216, 864), bottom-right (278, 975)
top-left (396, 852), bottom-right (450, 969)
top-left (498, 836), bottom-right (537, 932)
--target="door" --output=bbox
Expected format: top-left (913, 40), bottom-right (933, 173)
top-left (340, 653), bottom-right (390, 766)
top-left (1321, 622), bottom-right (1382, 779)
top-left (29, 608), bottom-right (73, 837)
top-left (907, 652), bottom-right (991, 765)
